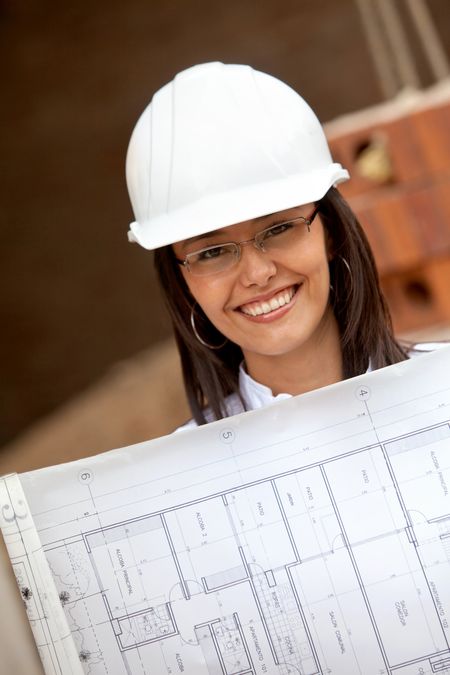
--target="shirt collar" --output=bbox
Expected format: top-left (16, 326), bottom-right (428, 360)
top-left (239, 359), bottom-right (373, 411)
top-left (238, 362), bottom-right (292, 410)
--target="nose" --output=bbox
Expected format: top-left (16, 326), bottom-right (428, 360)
top-left (237, 242), bottom-right (277, 287)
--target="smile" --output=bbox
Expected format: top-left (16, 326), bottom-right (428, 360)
top-left (239, 285), bottom-right (298, 317)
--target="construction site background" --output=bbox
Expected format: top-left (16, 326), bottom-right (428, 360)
top-left (1, 0), bottom-right (449, 471)
top-left (1, 3), bottom-right (450, 673)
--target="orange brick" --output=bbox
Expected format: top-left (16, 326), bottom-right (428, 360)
top-left (427, 257), bottom-right (450, 318)
top-left (370, 192), bottom-right (424, 270)
top-left (354, 206), bottom-right (394, 274)
top-left (407, 184), bottom-right (450, 256)
top-left (328, 133), bottom-right (366, 198)
top-left (381, 260), bottom-right (450, 334)
top-left (329, 126), bottom-right (394, 197)
top-left (383, 116), bottom-right (426, 184)
top-left (433, 178), bottom-right (450, 244)
top-left (410, 105), bottom-right (450, 175)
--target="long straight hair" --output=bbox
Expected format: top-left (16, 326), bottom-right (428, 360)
top-left (154, 188), bottom-right (408, 424)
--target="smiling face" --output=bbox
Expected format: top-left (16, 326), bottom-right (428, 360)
top-left (172, 204), bottom-right (339, 381)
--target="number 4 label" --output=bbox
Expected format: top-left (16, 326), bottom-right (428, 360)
top-left (355, 385), bottom-right (371, 401)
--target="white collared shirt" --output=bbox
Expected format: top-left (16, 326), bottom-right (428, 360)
top-left (176, 342), bottom-right (441, 431)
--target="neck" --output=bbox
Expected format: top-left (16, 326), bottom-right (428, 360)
top-left (243, 308), bottom-right (343, 397)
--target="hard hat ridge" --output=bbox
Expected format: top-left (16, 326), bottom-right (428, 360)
top-left (126, 62), bottom-right (349, 249)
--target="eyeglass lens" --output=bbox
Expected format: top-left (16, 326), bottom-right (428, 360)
top-left (186, 212), bottom-right (317, 276)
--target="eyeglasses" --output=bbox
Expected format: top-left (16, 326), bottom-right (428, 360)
top-left (175, 203), bottom-right (321, 276)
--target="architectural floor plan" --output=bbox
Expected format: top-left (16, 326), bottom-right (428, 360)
top-left (1, 347), bottom-right (450, 675)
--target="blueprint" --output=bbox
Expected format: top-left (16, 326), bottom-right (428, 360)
top-left (1, 346), bottom-right (450, 675)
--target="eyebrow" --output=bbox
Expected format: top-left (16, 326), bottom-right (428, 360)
top-left (182, 212), bottom-right (280, 248)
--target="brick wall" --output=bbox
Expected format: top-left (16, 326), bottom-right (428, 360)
top-left (327, 82), bottom-right (450, 333)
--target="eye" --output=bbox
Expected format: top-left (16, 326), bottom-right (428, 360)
top-left (263, 221), bottom-right (295, 239)
top-left (195, 245), bottom-right (231, 262)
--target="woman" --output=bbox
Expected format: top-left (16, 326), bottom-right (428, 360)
top-left (126, 62), bottom-right (410, 427)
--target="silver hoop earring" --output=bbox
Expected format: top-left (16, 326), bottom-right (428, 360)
top-left (190, 304), bottom-right (227, 350)
top-left (329, 255), bottom-right (353, 304)
top-left (340, 255), bottom-right (351, 276)
top-left (339, 255), bottom-right (354, 290)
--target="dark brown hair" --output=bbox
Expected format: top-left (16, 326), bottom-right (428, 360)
top-left (154, 188), bottom-right (408, 424)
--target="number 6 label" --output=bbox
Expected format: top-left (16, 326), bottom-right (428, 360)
top-left (78, 470), bottom-right (94, 485)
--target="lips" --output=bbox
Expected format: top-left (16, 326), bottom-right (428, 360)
top-left (239, 285), bottom-right (298, 317)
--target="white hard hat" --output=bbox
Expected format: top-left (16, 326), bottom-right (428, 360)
top-left (126, 62), bottom-right (349, 249)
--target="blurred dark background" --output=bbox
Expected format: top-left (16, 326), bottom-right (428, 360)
top-left (1, 0), bottom-right (450, 457)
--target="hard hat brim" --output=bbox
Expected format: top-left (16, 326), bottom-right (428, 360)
top-left (128, 164), bottom-right (349, 250)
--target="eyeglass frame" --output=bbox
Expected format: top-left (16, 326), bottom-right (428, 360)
top-left (174, 202), bottom-right (321, 276)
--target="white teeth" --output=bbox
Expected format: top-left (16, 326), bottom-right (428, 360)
top-left (270, 298), bottom-right (279, 310)
top-left (241, 286), bottom-right (296, 316)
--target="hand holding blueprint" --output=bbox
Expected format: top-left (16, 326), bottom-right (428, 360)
top-left (1, 347), bottom-right (450, 675)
